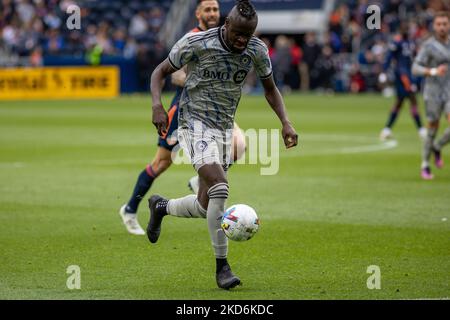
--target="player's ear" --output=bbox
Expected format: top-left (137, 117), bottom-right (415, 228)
top-left (195, 8), bottom-right (201, 20)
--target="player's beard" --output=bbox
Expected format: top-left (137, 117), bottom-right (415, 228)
top-left (202, 17), bottom-right (219, 29)
top-left (436, 29), bottom-right (448, 40)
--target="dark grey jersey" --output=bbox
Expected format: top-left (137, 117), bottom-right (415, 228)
top-left (168, 27), bottom-right (272, 131)
top-left (412, 36), bottom-right (450, 101)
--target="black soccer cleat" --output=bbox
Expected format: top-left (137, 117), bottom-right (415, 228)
top-left (147, 195), bottom-right (168, 244)
top-left (216, 264), bottom-right (241, 290)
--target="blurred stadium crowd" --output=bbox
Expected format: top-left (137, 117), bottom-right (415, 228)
top-left (1, 0), bottom-right (449, 93)
top-left (0, 0), bottom-right (171, 67)
top-left (263, 0), bottom-right (449, 94)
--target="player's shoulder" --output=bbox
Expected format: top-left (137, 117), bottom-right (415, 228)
top-left (249, 36), bottom-right (268, 49)
top-left (421, 36), bottom-right (437, 48)
top-left (185, 27), bottom-right (218, 45)
top-left (248, 36), bottom-right (269, 54)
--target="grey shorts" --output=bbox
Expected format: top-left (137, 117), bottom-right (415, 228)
top-left (178, 125), bottom-right (232, 172)
top-left (425, 100), bottom-right (450, 122)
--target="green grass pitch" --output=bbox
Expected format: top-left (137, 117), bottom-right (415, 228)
top-left (0, 94), bottom-right (448, 299)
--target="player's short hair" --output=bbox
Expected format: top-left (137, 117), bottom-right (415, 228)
top-left (434, 11), bottom-right (449, 20)
top-left (197, 0), bottom-right (218, 6)
top-left (235, 0), bottom-right (257, 20)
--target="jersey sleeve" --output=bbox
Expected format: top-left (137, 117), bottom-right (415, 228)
top-left (253, 42), bottom-right (273, 80)
top-left (414, 42), bottom-right (430, 66)
top-left (412, 42), bottom-right (431, 76)
top-left (168, 35), bottom-right (195, 70)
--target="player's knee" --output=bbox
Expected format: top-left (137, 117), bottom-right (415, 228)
top-left (198, 164), bottom-right (228, 188)
top-left (198, 189), bottom-right (209, 210)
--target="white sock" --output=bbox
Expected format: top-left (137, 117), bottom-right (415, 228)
top-left (167, 195), bottom-right (207, 218)
top-left (207, 183), bottom-right (229, 259)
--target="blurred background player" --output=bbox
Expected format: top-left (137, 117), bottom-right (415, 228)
top-left (412, 11), bottom-right (450, 180)
top-left (379, 22), bottom-right (427, 141)
top-left (119, 0), bottom-right (246, 235)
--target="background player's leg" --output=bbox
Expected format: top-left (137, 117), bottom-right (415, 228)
top-left (422, 100), bottom-right (445, 179)
top-left (432, 113), bottom-right (450, 169)
top-left (120, 147), bottom-right (173, 235)
top-left (126, 147), bottom-right (172, 213)
top-left (380, 97), bottom-right (404, 140)
top-left (408, 94), bottom-right (426, 139)
top-left (422, 121), bottom-right (439, 179)
top-left (386, 97), bottom-right (404, 128)
top-left (434, 113), bottom-right (450, 152)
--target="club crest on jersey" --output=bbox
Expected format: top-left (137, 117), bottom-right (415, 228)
top-left (195, 140), bottom-right (208, 152)
top-left (240, 55), bottom-right (251, 66)
top-left (233, 70), bottom-right (248, 84)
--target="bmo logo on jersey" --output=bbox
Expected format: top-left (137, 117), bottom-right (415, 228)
top-left (202, 69), bottom-right (231, 81)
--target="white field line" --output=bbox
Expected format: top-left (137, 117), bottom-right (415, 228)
top-left (283, 134), bottom-right (398, 156)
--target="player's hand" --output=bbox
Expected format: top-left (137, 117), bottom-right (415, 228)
top-left (152, 104), bottom-right (168, 137)
top-left (436, 64), bottom-right (447, 77)
top-left (282, 122), bottom-right (298, 149)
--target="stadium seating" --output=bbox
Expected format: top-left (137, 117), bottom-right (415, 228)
top-left (0, 0), bottom-right (173, 60)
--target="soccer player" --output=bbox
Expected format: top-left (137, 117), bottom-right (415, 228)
top-left (412, 12), bottom-right (450, 180)
top-left (379, 22), bottom-right (427, 141)
top-left (119, 0), bottom-right (246, 235)
top-left (147, 0), bottom-right (298, 289)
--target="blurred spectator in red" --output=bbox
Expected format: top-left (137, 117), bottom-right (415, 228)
top-left (288, 38), bottom-right (302, 90)
top-left (349, 63), bottom-right (366, 93)
top-left (260, 37), bottom-right (275, 60)
top-left (29, 46), bottom-right (43, 66)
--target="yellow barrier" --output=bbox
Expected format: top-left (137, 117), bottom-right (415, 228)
top-left (0, 66), bottom-right (120, 100)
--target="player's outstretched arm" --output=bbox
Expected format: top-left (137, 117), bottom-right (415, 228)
top-left (412, 61), bottom-right (447, 77)
top-left (150, 58), bottom-right (177, 136)
top-left (261, 76), bottom-right (298, 149)
top-left (412, 45), bottom-right (448, 77)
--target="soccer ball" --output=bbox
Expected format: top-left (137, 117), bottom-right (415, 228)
top-left (221, 204), bottom-right (260, 241)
